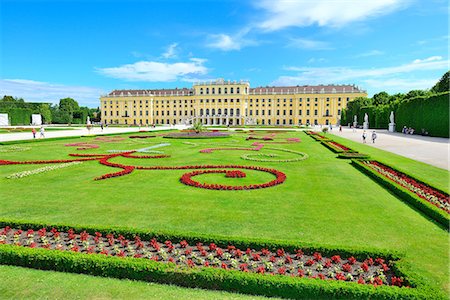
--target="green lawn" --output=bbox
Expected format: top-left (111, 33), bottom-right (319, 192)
top-left (0, 131), bottom-right (448, 298)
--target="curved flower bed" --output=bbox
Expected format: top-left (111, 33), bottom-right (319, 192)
top-left (179, 166), bottom-right (285, 190)
top-left (6, 162), bottom-right (82, 179)
top-left (65, 143), bottom-right (99, 150)
top-left (0, 226), bottom-right (404, 287)
top-left (305, 131), bottom-right (331, 141)
top-left (241, 148), bottom-right (308, 163)
top-left (362, 161), bottom-right (449, 213)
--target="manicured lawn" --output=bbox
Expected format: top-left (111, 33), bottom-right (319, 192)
top-left (0, 130), bottom-right (448, 298)
top-left (0, 265), bottom-right (270, 300)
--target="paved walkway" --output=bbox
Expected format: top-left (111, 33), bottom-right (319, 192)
top-left (0, 125), bottom-right (179, 142)
top-left (324, 126), bottom-right (449, 171)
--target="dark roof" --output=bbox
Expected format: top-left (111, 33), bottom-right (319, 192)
top-left (108, 88), bottom-right (192, 96)
top-left (249, 84), bottom-right (364, 94)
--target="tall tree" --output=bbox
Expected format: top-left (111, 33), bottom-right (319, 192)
top-left (59, 98), bottom-right (79, 124)
top-left (430, 71), bottom-right (449, 94)
top-left (372, 91), bottom-right (390, 106)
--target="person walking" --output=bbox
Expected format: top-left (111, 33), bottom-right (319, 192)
top-left (372, 131), bottom-right (377, 143)
top-left (31, 128), bottom-right (36, 139)
top-left (39, 126), bottom-right (45, 138)
top-left (100, 122), bottom-right (104, 131)
top-left (339, 125), bottom-right (342, 132)
top-left (362, 130), bottom-right (367, 143)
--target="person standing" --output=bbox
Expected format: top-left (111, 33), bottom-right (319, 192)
top-left (362, 130), bottom-right (367, 143)
top-left (39, 126), bottom-right (45, 138)
top-left (339, 125), bottom-right (342, 132)
top-left (372, 131), bottom-right (377, 143)
top-left (31, 128), bottom-right (36, 139)
top-left (100, 122), bottom-right (104, 131)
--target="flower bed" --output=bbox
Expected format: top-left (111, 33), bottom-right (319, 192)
top-left (164, 132), bottom-right (230, 139)
top-left (362, 161), bottom-right (449, 214)
top-left (337, 152), bottom-right (370, 159)
top-left (128, 135), bottom-right (156, 139)
top-left (321, 141), bottom-right (352, 152)
top-left (0, 225), bottom-right (404, 287)
top-left (6, 162), bottom-right (82, 179)
top-left (305, 131), bottom-right (331, 141)
top-left (241, 148), bottom-right (308, 163)
top-left (95, 136), bottom-right (125, 142)
top-left (65, 142), bottom-right (99, 150)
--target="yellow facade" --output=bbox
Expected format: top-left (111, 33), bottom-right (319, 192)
top-left (100, 79), bottom-right (366, 126)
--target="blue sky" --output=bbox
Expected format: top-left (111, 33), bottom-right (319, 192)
top-left (0, 0), bottom-right (448, 107)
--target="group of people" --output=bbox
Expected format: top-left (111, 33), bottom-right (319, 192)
top-left (362, 130), bottom-right (377, 144)
top-left (402, 126), bottom-right (415, 135)
top-left (31, 126), bottom-right (45, 139)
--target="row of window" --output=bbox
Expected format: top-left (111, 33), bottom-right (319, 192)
top-left (102, 118), bottom-right (332, 126)
top-left (199, 86), bottom-right (247, 95)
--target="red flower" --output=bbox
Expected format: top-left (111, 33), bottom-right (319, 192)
top-left (331, 255), bottom-right (341, 263)
top-left (347, 256), bottom-right (356, 265)
top-left (342, 263), bottom-right (352, 273)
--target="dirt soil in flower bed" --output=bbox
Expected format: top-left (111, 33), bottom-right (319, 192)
top-left (163, 132), bottom-right (230, 138)
top-left (0, 227), bottom-right (405, 287)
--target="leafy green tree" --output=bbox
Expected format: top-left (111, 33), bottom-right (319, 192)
top-left (59, 98), bottom-right (79, 124)
top-left (404, 89), bottom-right (429, 100)
top-left (38, 103), bottom-right (52, 123)
top-left (372, 92), bottom-right (390, 106)
top-left (430, 71), bottom-right (449, 93)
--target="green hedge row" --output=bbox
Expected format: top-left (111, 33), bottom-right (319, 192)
top-left (1, 108), bottom-right (33, 125)
top-left (351, 160), bottom-right (449, 230)
top-left (0, 244), bottom-right (434, 300)
top-left (396, 92), bottom-right (449, 138)
top-left (0, 219), bottom-right (442, 299)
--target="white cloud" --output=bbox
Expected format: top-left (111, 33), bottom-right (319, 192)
top-left (162, 43), bottom-right (179, 59)
top-left (255, 0), bottom-right (411, 31)
top-left (355, 50), bottom-right (385, 58)
top-left (206, 28), bottom-right (258, 51)
top-left (288, 38), bottom-right (331, 50)
top-left (0, 79), bottom-right (104, 107)
top-left (207, 34), bottom-right (242, 51)
top-left (96, 58), bottom-right (209, 82)
top-left (278, 56), bottom-right (448, 85)
top-left (412, 56), bottom-right (442, 63)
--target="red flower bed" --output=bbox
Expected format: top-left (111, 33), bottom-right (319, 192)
top-left (363, 161), bottom-right (449, 213)
top-left (329, 141), bottom-right (350, 151)
top-left (65, 143), bottom-right (99, 150)
top-left (225, 170), bottom-right (246, 178)
top-left (95, 136), bottom-right (125, 142)
top-left (0, 226), bottom-right (405, 287)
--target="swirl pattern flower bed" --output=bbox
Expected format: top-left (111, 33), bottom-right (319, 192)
top-left (0, 226), bottom-right (405, 287)
top-left (6, 162), bottom-right (82, 179)
top-left (362, 161), bottom-right (449, 214)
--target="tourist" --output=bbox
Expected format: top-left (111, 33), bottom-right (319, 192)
top-left (372, 131), bottom-right (377, 143)
top-left (31, 128), bottom-right (36, 139)
top-left (100, 122), bottom-right (104, 131)
top-left (339, 125), bottom-right (342, 132)
top-left (402, 126), bottom-right (407, 134)
top-left (39, 126), bottom-right (45, 138)
top-left (362, 130), bottom-right (367, 143)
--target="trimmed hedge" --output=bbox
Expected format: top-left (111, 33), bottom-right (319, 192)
top-left (351, 160), bottom-right (449, 230)
top-left (0, 219), bottom-right (443, 299)
top-left (396, 92), bottom-right (449, 138)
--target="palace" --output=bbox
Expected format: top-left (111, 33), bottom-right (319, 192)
top-left (100, 79), bottom-right (367, 126)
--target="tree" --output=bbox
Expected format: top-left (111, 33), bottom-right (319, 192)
top-left (404, 89), bottom-right (429, 100)
top-left (191, 121), bottom-right (205, 133)
top-left (430, 71), bottom-right (449, 94)
top-left (59, 98), bottom-right (79, 124)
top-left (372, 92), bottom-right (390, 106)
top-left (38, 103), bottom-right (52, 123)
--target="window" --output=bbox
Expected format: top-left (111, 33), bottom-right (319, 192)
top-left (338, 109), bottom-right (341, 115)
top-left (262, 110), bottom-right (265, 116)
top-left (249, 110), bottom-right (253, 116)
top-left (133, 111), bottom-right (136, 116)
top-left (255, 110), bottom-right (259, 116)
top-left (206, 88), bottom-right (209, 94)
top-left (314, 109), bottom-right (318, 116)
top-left (306, 109), bottom-right (310, 116)
top-left (276, 110), bottom-right (280, 116)
top-left (325, 109), bottom-right (329, 116)
top-left (268, 110), bottom-right (271, 116)
top-left (289, 110), bottom-right (292, 116)
top-left (212, 88), bottom-right (215, 94)
top-left (237, 87), bottom-right (240, 93)
top-left (218, 87), bottom-right (221, 94)
top-left (224, 87), bottom-right (228, 94)
top-left (299, 110), bottom-right (302, 115)
top-left (230, 87), bottom-right (234, 94)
